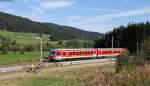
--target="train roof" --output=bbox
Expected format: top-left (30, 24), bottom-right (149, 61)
top-left (49, 48), bottom-right (125, 51)
top-left (49, 48), bottom-right (95, 51)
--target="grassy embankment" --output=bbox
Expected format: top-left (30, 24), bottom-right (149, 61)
top-left (0, 63), bottom-right (149, 86)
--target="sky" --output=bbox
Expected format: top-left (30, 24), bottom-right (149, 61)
top-left (0, 0), bottom-right (150, 33)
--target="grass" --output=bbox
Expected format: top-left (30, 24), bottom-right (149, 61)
top-left (0, 30), bottom-right (57, 44)
top-left (0, 64), bottom-right (115, 86)
top-left (0, 63), bottom-right (149, 86)
top-left (22, 77), bottom-right (67, 86)
top-left (0, 51), bottom-right (48, 64)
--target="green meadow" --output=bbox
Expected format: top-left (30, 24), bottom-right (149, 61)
top-left (0, 51), bottom-right (48, 64)
top-left (0, 30), bottom-right (57, 44)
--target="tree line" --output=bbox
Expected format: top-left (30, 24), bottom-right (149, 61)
top-left (94, 21), bottom-right (150, 53)
top-left (0, 12), bottom-right (101, 41)
top-left (0, 36), bottom-right (94, 54)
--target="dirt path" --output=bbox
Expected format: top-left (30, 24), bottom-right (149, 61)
top-left (0, 62), bottom-right (114, 80)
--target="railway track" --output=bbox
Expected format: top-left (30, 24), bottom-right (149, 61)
top-left (0, 58), bottom-right (116, 73)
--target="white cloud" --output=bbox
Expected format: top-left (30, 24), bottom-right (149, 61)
top-left (66, 6), bottom-right (150, 33)
top-left (90, 8), bottom-right (120, 12)
top-left (69, 6), bottom-right (150, 25)
top-left (0, 2), bottom-right (15, 14)
top-left (40, 0), bottom-right (75, 9)
top-left (21, 0), bottom-right (75, 21)
top-left (71, 7), bottom-right (120, 13)
top-left (29, 5), bottom-right (45, 14)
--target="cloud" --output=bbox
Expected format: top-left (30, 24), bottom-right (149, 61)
top-left (0, 2), bottom-right (15, 14)
top-left (66, 6), bottom-right (150, 33)
top-left (69, 6), bottom-right (150, 25)
top-left (89, 8), bottom-right (120, 12)
top-left (40, 0), bottom-right (75, 9)
top-left (76, 8), bottom-right (120, 12)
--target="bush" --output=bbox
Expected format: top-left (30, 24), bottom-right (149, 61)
top-left (108, 65), bottom-right (150, 86)
top-left (20, 49), bottom-right (25, 54)
top-left (116, 51), bottom-right (135, 72)
top-left (1, 45), bottom-right (8, 54)
top-left (141, 37), bottom-right (150, 61)
top-left (25, 44), bottom-right (36, 52)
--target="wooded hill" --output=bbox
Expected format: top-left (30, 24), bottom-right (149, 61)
top-left (94, 22), bottom-right (150, 53)
top-left (0, 12), bottom-right (101, 40)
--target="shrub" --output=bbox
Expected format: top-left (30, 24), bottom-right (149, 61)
top-left (1, 45), bottom-right (8, 54)
top-left (20, 49), bottom-right (25, 54)
top-left (115, 51), bottom-right (135, 72)
top-left (26, 44), bottom-right (36, 52)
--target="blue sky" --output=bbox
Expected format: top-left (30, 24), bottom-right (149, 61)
top-left (0, 0), bottom-right (150, 33)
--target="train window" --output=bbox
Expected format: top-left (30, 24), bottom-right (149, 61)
top-left (94, 52), bottom-right (96, 54)
top-left (57, 52), bottom-right (59, 55)
top-left (63, 52), bottom-right (66, 55)
top-left (78, 52), bottom-right (80, 55)
top-left (51, 51), bottom-right (55, 55)
top-left (85, 52), bottom-right (88, 54)
top-left (99, 51), bottom-right (101, 54)
top-left (102, 51), bottom-right (105, 54)
top-left (106, 51), bottom-right (108, 54)
top-left (82, 52), bottom-right (84, 55)
top-left (75, 52), bottom-right (78, 55)
top-left (73, 52), bottom-right (75, 55)
top-left (79, 52), bottom-right (82, 55)
top-left (69, 52), bottom-right (72, 55)
top-left (88, 52), bottom-right (90, 54)
top-left (91, 51), bottom-right (93, 54)
top-left (103, 51), bottom-right (105, 54)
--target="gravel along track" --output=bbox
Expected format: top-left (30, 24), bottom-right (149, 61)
top-left (0, 60), bottom-right (115, 80)
top-left (0, 58), bottom-right (116, 73)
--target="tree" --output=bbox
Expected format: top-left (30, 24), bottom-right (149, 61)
top-left (116, 51), bottom-right (135, 72)
top-left (0, 36), bottom-right (12, 54)
top-left (94, 21), bottom-right (150, 52)
top-left (26, 44), bottom-right (36, 52)
top-left (141, 36), bottom-right (150, 61)
top-left (65, 39), bottom-right (84, 48)
top-left (1, 45), bottom-right (8, 54)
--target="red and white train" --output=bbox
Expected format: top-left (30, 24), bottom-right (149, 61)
top-left (48, 48), bottom-right (126, 60)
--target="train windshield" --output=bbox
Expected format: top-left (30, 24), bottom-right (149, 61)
top-left (49, 51), bottom-right (56, 56)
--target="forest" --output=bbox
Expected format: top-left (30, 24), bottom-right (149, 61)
top-left (94, 22), bottom-right (150, 53)
top-left (0, 12), bottom-right (101, 41)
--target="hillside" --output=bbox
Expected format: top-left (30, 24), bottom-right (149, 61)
top-left (0, 30), bottom-right (53, 44)
top-left (0, 12), bottom-right (102, 40)
top-left (43, 23), bottom-right (101, 40)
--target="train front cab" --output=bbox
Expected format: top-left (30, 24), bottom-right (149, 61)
top-left (48, 49), bottom-right (62, 61)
